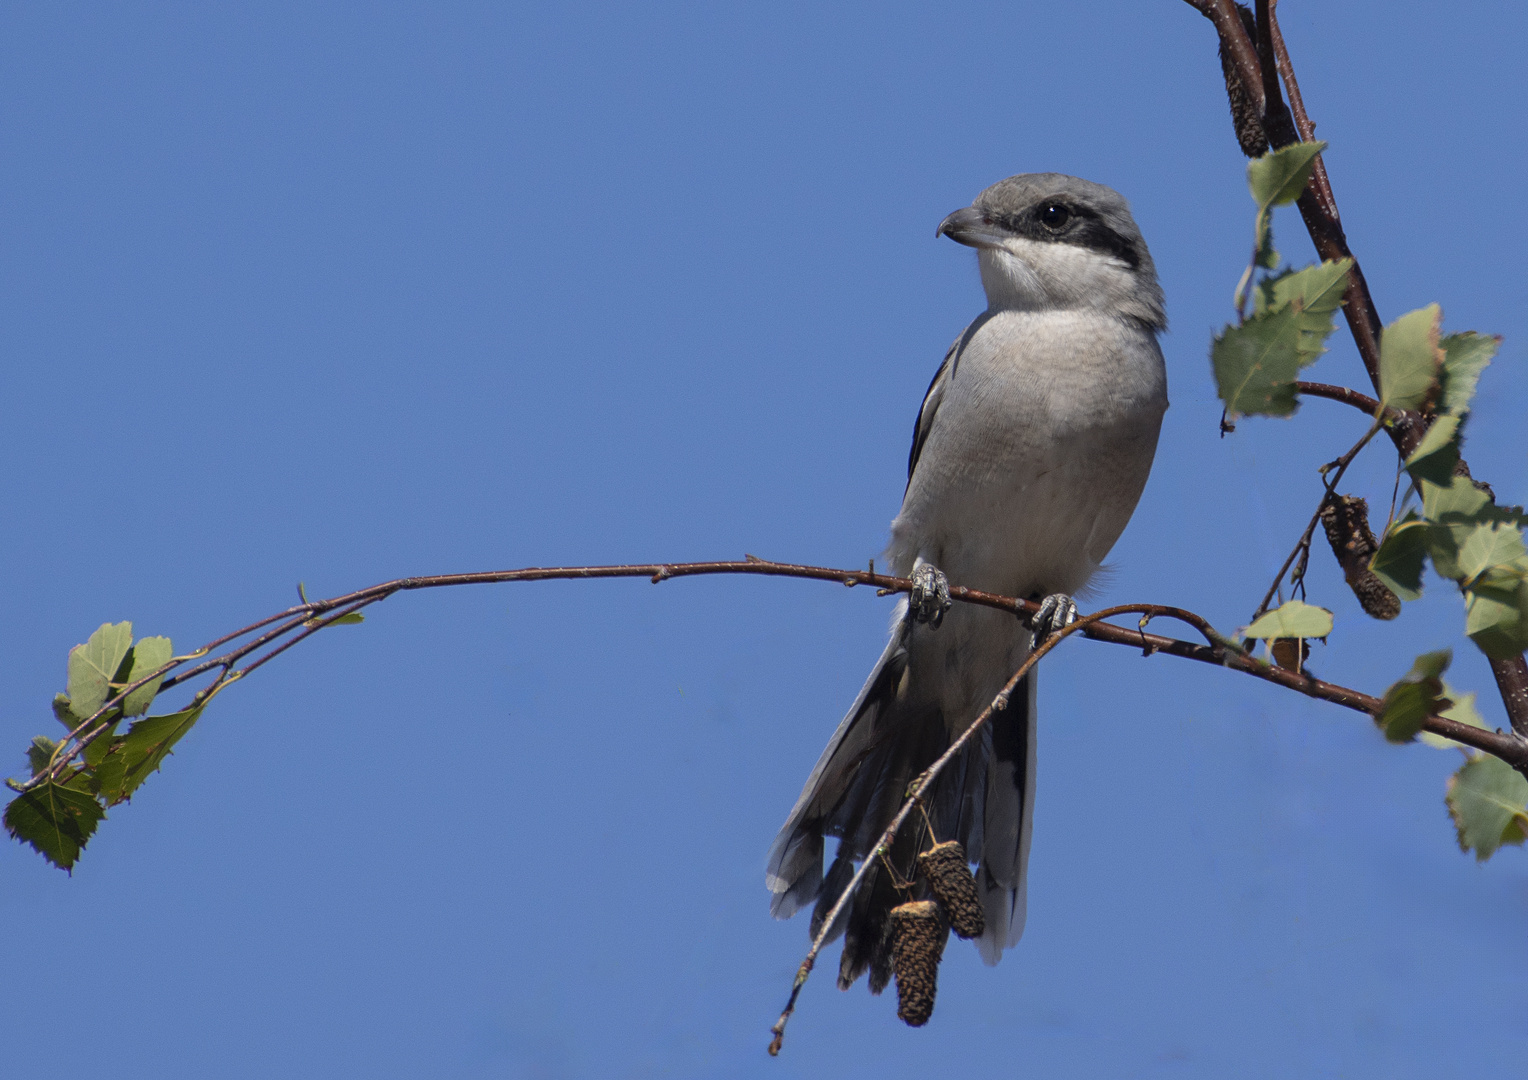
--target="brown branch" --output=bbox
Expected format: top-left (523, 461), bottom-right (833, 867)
top-left (1253, 0), bottom-right (1298, 147)
top-left (1489, 657), bottom-right (1528, 739)
top-left (16, 557), bottom-right (1526, 800)
top-left (1294, 380), bottom-right (1381, 417)
top-left (1267, 0), bottom-right (1338, 223)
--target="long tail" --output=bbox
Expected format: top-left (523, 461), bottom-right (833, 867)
top-left (765, 604), bottom-right (1037, 989)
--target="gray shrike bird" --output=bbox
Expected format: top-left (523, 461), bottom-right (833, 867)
top-left (765, 174), bottom-right (1168, 991)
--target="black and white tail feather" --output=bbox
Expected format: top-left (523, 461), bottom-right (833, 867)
top-left (765, 598), bottom-right (1037, 988)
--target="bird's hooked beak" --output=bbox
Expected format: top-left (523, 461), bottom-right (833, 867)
top-left (937, 206), bottom-right (1008, 249)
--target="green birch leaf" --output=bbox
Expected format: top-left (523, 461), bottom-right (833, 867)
top-left (1242, 599), bottom-right (1334, 640)
top-left (1212, 305), bottom-right (1305, 418)
top-left (1464, 579), bottom-right (1528, 660)
top-left (1474, 560), bottom-right (1528, 593)
top-left (60, 766), bottom-right (98, 798)
top-left (1254, 212), bottom-right (1278, 269)
top-left (1254, 258), bottom-right (1353, 363)
top-left (1378, 305), bottom-right (1443, 411)
top-left (1402, 414), bottom-right (1461, 485)
top-left (1369, 515), bottom-right (1428, 601)
top-left (1439, 332), bottom-right (1500, 415)
top-left (1255, 258), bottom-right (1353, 317)
top-left (1446, 754), bottom-right (1528, 861)
top-left (120, 636), bottom-right (173, 716)
top-left (1454, 521), bottom-right (1528, 584)
top-left (95, 705), bottom-right (206, 805)
top-left (80, 719), bottom-right (120, 768)
top-left (1420, 476), bottom-right (1500, 581)
top-left (65, 622), bottom-right (134, 722)
top-left (90, 752), bottom-right (128, 806)
top-left (3, 778), bottom-right (106, 871)
top-left (1421, 473), bottom-right (1493, 521)
top-left (1247, 141), bottom-right (1328, 210)
top-left (1426, 526), bottom-right (1464, 584)
top-left (1375, 649), bottom-right (1451, 743)
top-left (27, 736), bottom-right (60, 777)
top-left (52, 693), bottom-right (81, 731)
top-left (1419, 683), bottom-right (1490, 750)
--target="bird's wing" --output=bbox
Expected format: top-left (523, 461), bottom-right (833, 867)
top-left (906, 313), bottom-right (991, 489)
top-left (906, 347), bottom-right (951, 487)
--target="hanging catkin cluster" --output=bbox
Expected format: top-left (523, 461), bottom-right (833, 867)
top-left (886, 840), bottom-right (986, 1027)
top-left (888, 901), bottom-right (947, 1027)
top-left (917, 840), bottom-right (985, 940)
top-left (1319, 494), bottom-right (1402, 620)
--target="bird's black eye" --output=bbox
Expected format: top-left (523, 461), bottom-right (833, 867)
top-left (1039, 203), bottom-right (1071, 230)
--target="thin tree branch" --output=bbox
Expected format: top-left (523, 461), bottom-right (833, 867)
top-left (16, 557), bottom-right (1526, 799)
top-left (1489, 657), bottom-right (1528, 739)
top-left (1267, 0), bottom-right (1338, 223)
top-left (1185, 0), bottom-right (1264, 118)
top-left (1253, 0), bottom-right (1298, 147)
top-left (1294, 381), bottom-right (1381, 417)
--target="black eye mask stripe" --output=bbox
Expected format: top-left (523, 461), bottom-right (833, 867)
top-left (987, 204), bottom-right (1142, 271)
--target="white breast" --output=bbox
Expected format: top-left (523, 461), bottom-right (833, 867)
top-left (885, 308), bottom-right (1167, 600)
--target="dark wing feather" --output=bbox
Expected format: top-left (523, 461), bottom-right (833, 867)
top-left (907, 347), bottom-right (951, 486)
top-left (907, 313), bottom-right (992, 489)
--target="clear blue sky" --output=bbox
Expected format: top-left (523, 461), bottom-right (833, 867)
top-left (2, 3), bottom-right (1525, 1077)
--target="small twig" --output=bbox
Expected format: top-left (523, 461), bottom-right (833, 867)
top-left (1249, 418), bottom-right (1386, 624)
top-left (1267, 0), bottom-right (1338, 224)
top-left (1253, 0), bottom-right (1299, 148)
top-left (916, 798), bottom-right (939, 844)
top-left (1384, 456), bottom-right (1407, 538)
top-left (1293, 381), bottom-right (1383, 418)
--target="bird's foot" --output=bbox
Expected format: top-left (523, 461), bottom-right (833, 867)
top-left (1028, 593), bottom-right (1079, 642)
top-left (908, 564), bottom-right (952, 629)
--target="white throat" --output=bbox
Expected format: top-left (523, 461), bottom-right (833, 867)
top-left (977, 239), bottom-right (1161, 328)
